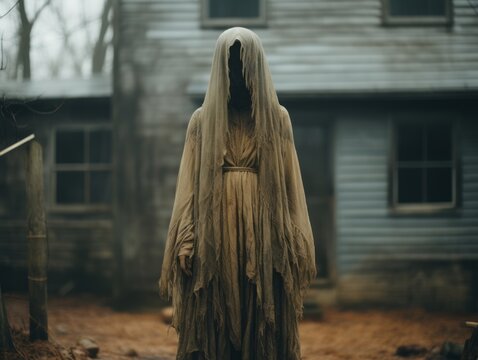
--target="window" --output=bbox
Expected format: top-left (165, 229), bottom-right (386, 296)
top-left (202, 0), bottom-right (266, 28)
top-left (391, 118), bottom-right (457, 211)
top-left (382, 0), bottom-right (452, 25)
top-left (53, 127), bottom-right (112, 209)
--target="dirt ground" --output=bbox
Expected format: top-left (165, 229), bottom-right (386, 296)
top-left (4, 293), bottom-right (474, 360)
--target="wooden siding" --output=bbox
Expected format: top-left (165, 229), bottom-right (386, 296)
top-left (0, 99), bottom-right (114, 292)
top-left (115, 0), bottom-right (478, 294)
top-left (0, 76), bottom-right (111, 99)
top-left (334, 106), bottom-right (478, 310)
top-left (183, 0), bottom-right (478, 95)
top-left (0, 220), bottom-right (113, 290)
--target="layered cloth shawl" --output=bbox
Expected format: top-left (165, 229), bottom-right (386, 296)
top-left (158, 27), bottom-right (317, 358)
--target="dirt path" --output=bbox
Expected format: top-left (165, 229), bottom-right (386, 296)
top-left (4, 293), bottom-right (473, 359)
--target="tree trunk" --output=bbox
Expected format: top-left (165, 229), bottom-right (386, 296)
top-left (15, 0), bottom-right (51, 79)
top-left (92, 0), bottom-right (112, 74)
top-left (25, 140), bottom-right (48, 341)
top-left (15, 0), bottom-right (32, 80)
top-left (0, 285), bottom-right (14, 358)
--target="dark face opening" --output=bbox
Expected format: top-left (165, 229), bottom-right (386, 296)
top-left (228, 40), bottom-right (252, 112)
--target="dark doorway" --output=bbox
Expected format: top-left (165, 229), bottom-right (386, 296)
top-left (287, 105), bottom-right (335, 281)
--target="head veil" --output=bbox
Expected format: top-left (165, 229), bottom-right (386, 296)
top-left (196, 27), bottom-right (291, 291)
top-left (159, 27), bottom-right (317, 340)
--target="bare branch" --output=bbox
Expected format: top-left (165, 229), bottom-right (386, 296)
top-left (15, 0), bottom-right (52, 79)
top-left (32, 0), bottom-right (52, 24)
top-left (17, 0), bottom-right (30, 27)
top-left (0, 94), bottom-right (64, 149)
top-left (92, 0), bottom-right (113, 73)
top-left (50, 2), bottom-right (84, 76)
top-left (0, 35), bottom-right (7, 70)
top-left (0, 0), bottom-right (19, 19)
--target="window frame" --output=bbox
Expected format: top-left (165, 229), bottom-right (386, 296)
top-left (201, 0), bottom-right (267, 28)
top-left (50, 124), bottom-right (113, 213)
top-left (381, 0), bottom-right (453, 26)
top-left (388, 114), bottom-right (460, 214)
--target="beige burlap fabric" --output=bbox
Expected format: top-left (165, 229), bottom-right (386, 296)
top-left (159, 27), bottom-right (317, 360)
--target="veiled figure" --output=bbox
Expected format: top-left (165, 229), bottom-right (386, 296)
top-left (159, 27), bottom-right (317, 360)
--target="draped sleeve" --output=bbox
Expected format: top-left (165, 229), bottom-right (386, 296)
top-left (158, 109), bottom-right (200, 299)
top-left (281, 106), bottom-right (318, 288)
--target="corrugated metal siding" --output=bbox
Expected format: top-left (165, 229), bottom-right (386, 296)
top-left (334, 114), bottom-right (478, 308)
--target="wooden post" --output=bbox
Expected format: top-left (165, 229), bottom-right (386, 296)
top-left (462, 321), bottom-right (478, 360)
top-left (25, 140), bottom-right (48, 341)
top-left (0, 285), bottom-right (14, 357)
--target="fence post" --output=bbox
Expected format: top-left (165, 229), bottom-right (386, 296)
top-left (25, 140), bottom-right (48, 341)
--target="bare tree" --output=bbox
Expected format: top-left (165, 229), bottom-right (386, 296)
top-left (7, 0), bottom-right (111, 80)
top-left (92, 0), bottom-right (112, 74)
top-left (0, 36), bottom-right (6, 71)
top-left (1, 1), bottom-right (20, 72)
top-left (15, 0), bottom-right (51, 80)
top-left (47, 0), bottom-right (112, 77)
top-left (50, 2), bottom-right (85, 76)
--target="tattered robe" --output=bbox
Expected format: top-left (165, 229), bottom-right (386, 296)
top-left (159, 27), bottom-right (317, 360)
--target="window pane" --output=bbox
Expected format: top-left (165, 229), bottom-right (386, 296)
top-left (427, 123), bottom-right (452, 161)
top-left (390, 0), bottom-right (447, 16)
top-left (56, 130), bottom-right (84, 164)
top-left (209, 0), bottom-right (260, 18)
top-left (56, 171), bottom-right (85, 204)
top-left (89, 129), bottom-right (112, 164)
top-left (90, 171), bottom-right (112, 204)
top-left (397, 123), bottom-right (424, 162)
top-left (426, 167), bottom-right (452, 203)
top-left (398, 168), bottom-right (423, 203)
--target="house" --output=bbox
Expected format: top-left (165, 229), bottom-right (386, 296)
top-left (1, 0), bottom-right (477, 310)
top-left (0, 76), bottom-right (114, 293)
top-left (113, 0), bottom-right (478, 310)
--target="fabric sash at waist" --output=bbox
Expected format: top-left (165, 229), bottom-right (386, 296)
top-left (222, 166), bottom-right (258, 174)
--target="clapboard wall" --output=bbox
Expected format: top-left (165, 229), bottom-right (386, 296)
top-left (334, 100), bottom-right (478, 310)
top-left (0, 98), bottom-right (114, 293)
top-left (114, 0), bottom-right (478, 292)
